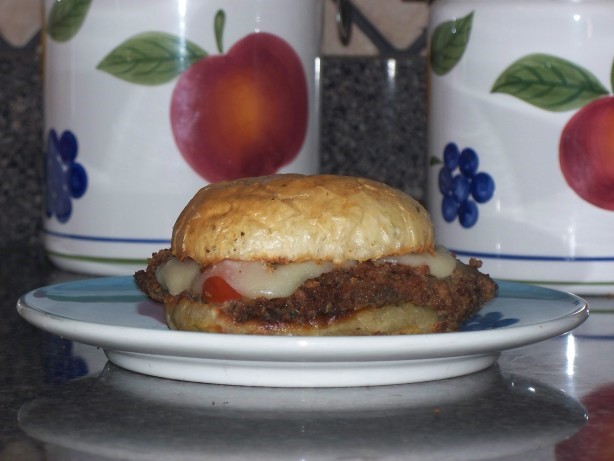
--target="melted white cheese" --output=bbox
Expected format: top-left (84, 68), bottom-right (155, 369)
top-left (155, 246), bottom-right (457, 300)
top-left (198, 260), bottom-right (334, 299)
top-left (156, 257), bottom-right (201, 296)
top-left (376, 246), bottom-right (456, 278)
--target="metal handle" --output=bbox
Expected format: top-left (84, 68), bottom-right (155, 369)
top-left (336, 0), bottom-right (352, 46)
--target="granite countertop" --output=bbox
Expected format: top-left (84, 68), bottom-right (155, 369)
top-left (2, 242), bottom-right (614, 460)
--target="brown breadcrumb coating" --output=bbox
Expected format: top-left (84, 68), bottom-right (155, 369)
top-left (135, 250), bottom-right (497, 332)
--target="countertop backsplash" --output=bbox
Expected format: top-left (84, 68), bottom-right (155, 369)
top-left (0, 0), bottom-right (429, 247)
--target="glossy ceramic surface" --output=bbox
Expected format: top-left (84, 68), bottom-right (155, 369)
top-left (427, 0), bottom-right (614, 294)
top-left (18, 364), bottom-right (587, 460)
top-left (42, 0), bottom-right (322, 275)
top-left (17, 276), bottom-right (588, 387)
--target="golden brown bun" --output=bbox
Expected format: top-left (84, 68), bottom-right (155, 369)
top-left (166, 298), bottom-right (441, 336)
top-left (172, 174), bottom-right (434, 265)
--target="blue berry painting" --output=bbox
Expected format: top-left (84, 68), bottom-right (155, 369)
top-left (45, 129), bottom-right (88, 223)
top-left (433, 142), bottom-right (495, 228)
top-left (460, 311), bottom-right (519, 331)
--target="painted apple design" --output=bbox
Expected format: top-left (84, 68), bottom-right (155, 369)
top-left (170, 32), bottom-right (308, 181)
top-left (430, 23), bottom-right (614, 215)
top-left (560, 96), bottom-right (614, 210)
top-left (490, 53), bottom-right (614, 211)
top-left (96, 10), bottom-right (309, 182)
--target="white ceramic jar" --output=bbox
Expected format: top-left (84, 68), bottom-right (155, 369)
top-left (43, 0), bottom-right (322, 275)
top-left (427, 0), bottom-right (614, 294)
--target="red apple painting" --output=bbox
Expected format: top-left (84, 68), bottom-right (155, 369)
top-left (97, 10), bottom-right (308, 182)
top-left (491, 53), bottom-right (614, 210)
top-left (170, 31), bottom-right (307, 181)
top-left (559, 97), bottom-right (614, 211)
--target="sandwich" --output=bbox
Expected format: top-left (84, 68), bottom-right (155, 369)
top-left (135, 174), bottom-right (497, 335)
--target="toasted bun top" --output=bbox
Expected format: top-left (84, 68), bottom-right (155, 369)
top-left (171, 174), bottom-right (434, 264)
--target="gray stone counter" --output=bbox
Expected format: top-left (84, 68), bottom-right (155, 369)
top-left (3, 245), bottom-right (614, 460)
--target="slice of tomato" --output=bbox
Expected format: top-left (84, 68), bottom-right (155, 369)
top-left (202, 276), bottom-right (242, 303)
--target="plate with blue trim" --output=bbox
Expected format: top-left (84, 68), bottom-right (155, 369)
top-left (17, 277), bottom-right (588, 387)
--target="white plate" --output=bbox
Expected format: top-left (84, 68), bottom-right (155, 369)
top-left (17, 277), bottom-right (588, 387)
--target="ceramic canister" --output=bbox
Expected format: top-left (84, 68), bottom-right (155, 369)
top-left (43, 0), bottom-right (322, 275)
top-left (427, 0), bottom-right (614, 294)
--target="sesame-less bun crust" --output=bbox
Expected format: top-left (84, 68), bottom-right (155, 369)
top-left (172, 174), bottom-right (434, 264)
top-left (166, 298), bottom-right (441, 335)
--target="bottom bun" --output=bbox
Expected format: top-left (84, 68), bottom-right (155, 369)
top-left (166, 300), bottom-right (442, 336)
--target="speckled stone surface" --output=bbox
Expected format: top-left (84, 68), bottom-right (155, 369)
top-left (3, 250), bottom-right (614, 461)
top-left (0, 51), bottom-right (43, 247)
top-left (320, 56), bottom-right (427, 202)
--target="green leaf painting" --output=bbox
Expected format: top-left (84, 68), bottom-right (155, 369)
top-left (47, 0), bottom-right (92, 42)
top-left (214, 9), bottom-right (226, 54)
top-left (430, 12), bottom-right (474, 76)
top-left (492, 53), bottom-right (609, 112)
top-left (97, 32), bottom-right (207, 85)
